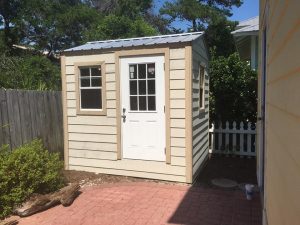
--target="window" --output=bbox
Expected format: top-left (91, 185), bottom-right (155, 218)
top-left (129, 63), bottom-right (156, 111)
top-left (77, 64), bottom-right (105, 114)
top-left (199, 65), bottom-right (205, 110)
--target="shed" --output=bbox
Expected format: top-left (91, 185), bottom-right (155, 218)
top-left (61, 32), bottom-right (209, 183)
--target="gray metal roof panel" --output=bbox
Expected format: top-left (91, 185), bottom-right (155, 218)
top-left (64, 32), bottom-right (204, 52)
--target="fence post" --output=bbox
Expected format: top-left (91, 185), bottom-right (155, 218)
top-left (239, 122), bottom-right (244, 155)
top-left (247, 122), bottom-right (252, 157)
top-left (210, 123), bottom-right (215, 153)
top-left (232, 121), bottom-right (237, 154)
top-left (218, 122), bottom-right (223, 152)
top-left (225, 121), bottom-right (230, 153)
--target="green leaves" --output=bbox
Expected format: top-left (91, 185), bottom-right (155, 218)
top-left (0, 139), bottom-right (64, 219)
top-left (0, 53), bottom-right (60, 90)
top-left (209, 53), bottom-right (257, 123)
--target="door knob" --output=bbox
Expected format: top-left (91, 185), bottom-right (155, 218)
top-left (122, 108), bottom-right (126, 122)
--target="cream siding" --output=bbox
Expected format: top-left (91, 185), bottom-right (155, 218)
top-left (259, 1), bottom-right (300, 224)
top-left (191, 38), bottom-right (209, 180)
top-left (64, 47), bottom-right (189, 182)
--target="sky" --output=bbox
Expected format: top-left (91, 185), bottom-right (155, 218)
top-left (153, 0), bottom-right (259, 31)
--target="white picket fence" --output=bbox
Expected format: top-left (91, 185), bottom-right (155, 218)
top-left (209, 121), bottom-right (256, 157)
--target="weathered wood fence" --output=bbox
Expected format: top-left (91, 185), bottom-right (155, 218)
top-left (0, 89), bottom-right (63, 154)
top-left (209, 121), bottom-right (256, 157)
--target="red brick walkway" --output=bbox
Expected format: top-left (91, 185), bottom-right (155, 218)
top-left (14, 182), bottom-right (261, 225)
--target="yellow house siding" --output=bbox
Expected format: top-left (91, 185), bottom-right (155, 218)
top-left (259, 0), bottom-right (300, 224)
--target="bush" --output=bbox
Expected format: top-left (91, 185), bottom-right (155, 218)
top-left (0, 139), bottom-right (64, 219)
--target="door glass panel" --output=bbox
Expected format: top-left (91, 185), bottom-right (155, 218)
top-left (130, 80), bottom-right (137, 95)
top-left (148, 96), bottom-right (156, 111)
top-left (139, 96), bottom-right (147, 110)
top-left (147, 63), bottom-right (155, 78)
top-left (129, 65), bottom-right (137, 79)
top-left (138, 80), bottom-right (146, 95)
top-left (130, 96), bottom-right (138, 110)
top-left (129, 63), bottom-right (156, 111)
top-left (138, 64), bottom-right (146, 79)
top-left (147, 80), bottom-right (155, 94)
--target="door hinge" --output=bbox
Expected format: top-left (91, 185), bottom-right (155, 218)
top-left (164, 105), bottom-right (165, 113)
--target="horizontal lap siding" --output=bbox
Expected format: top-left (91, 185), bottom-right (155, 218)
top-left (191, 38), bottom-right (209, 179)
top-left (260, 1), bottom-right (300, 224)
top-left (169, 48), bottom-right (186, 166)
top-left (64, 49), bottom-right (187, 182)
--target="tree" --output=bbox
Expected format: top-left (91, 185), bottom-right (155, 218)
top-left (0, 53), bottom-right (60, 90)
top-left (160, 0), bottom-right (242, 31)
top-left (205, 18), bottom-right (238, 57)
top-left (83, 15), bottom-right (157, 41)
top-left (209, 53), bottom-right (257, 123)
top-left (0, 0), bottom-right (21, 48)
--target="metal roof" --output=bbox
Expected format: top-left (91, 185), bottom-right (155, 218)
top-left (232, 16), bottom-right (259, 36)
top-left (64, 32), bottom-right (204, 52)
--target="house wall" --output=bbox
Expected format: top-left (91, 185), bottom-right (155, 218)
top-left (61, 45), bottom-right (195, 183)
top-left (259, 0), bottom-right (300, 224)
top-left (191, 38), bottom-right (210, 181)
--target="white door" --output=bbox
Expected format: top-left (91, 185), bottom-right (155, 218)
top-left (120, 56), bottom-right (165, 161)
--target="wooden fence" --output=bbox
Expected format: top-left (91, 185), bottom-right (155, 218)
top-left (0, 89), bottom-right (63, 154)
top-left (209, 121), bottom-right (256, 157)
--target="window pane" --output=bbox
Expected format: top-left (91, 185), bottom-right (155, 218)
top-left (148, 96), bottom-right (156, 111)
top-left (81, 89), bottom-right (102, 109)
top-left (130, 80), bottom-right (137, 95)
top-left (138, 64), bottom-right (146, 79)
top-left (147, 80), bottom-right (155, 94)
top-left (91, 77), bottom-right (102, 87)
top-left (139, 96), bottom-right (147, 110)
top-left (130, 96), bottom-right (138, 111)
top-left (138, 80), bottom-right (146, 95)
top-left (80, 68), bottom-right (89, 77)
top-left (147, 63), bottom-right (155, 78)
top-left (129, 65), bottom-right (137, 79)
top-left (80, 78), bottom-right (90, 87)
top-left (91, 67), bottom-right (101, 76)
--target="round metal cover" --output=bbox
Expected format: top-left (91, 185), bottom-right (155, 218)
top-left (211, 178), bottom-right (238, 188)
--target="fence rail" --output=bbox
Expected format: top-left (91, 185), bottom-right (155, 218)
top-left (209, 121), bottom-right (256, 157)
top-left (0, 89), bottom-right (63, 154)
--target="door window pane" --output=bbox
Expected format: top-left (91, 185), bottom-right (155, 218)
top-left (148, 96), bottom-right (156, 111)
top-left (130, 96), bottom-right (138, 110)
top-left (138, 64), bottom-right (146, 79)
top-left (129, 65), bottom-right (137, 79)
top-left (138, 80), bottom-right (146, 95)
top-left (139, 96), bottom-right (147, 110)
top-left (130, 80), bottom-right (137, 95)
top-left (147, 63), bottom-right (155, 78)
top-left (147, 80), bottom-right (155, 94)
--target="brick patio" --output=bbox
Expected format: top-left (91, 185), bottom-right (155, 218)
top-left (12, 182), bottom-right (261, 225)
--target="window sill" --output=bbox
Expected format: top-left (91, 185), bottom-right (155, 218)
top-left (76, 109), bottom-right (107, 116)
top-left (199, 108), bottom-right (205, 114)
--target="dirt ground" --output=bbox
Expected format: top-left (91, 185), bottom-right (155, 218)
top-left (63, 154), bottom-right (257, 188)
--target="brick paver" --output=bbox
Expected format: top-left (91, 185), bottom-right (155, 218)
top-left (12, 182), bottom-right (261, 225)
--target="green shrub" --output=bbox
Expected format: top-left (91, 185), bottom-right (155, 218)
top-left (0, 139), bottom-right (64, 219)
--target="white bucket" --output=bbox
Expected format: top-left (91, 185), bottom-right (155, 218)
top-left (245, 184), bottom-right (255, 200)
